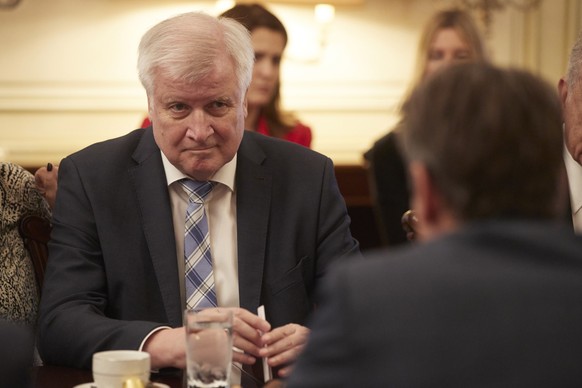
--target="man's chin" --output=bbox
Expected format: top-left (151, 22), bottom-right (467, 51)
top-left (181, 159), bottom-right (219, 181)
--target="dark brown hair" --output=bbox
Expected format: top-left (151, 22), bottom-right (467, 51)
top-left (220, 3), bottom-right (288, 45)
top-left (221, 3), bottom-right (297, 136)
top-left (402, 62), bottom-right (564, 220)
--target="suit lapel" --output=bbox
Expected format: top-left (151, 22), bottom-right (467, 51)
top-left (128, 128), bottom-right (182, 327)
top-left (235, 133), bottom-right (272, 311)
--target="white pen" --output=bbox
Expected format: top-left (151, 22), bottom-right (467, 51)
top-left (257, 305), bottom-right (273, 382)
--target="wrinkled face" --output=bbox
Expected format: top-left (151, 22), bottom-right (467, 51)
top-left (424, 28), bottom-right (472, 78)
top-left (148, 52), bottom-right (247, 181)
top-left (247, 27), bottom-right (286, 109)
top-left (560, 79), bottom-right (582, 165)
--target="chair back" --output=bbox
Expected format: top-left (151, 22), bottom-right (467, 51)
top-left (18, 214), bottom-right (51, 291)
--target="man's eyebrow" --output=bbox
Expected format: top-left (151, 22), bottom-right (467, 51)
top-left (215, 96), bottom-right (234, 104)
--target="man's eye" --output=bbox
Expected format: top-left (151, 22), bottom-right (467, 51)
top-left (170, 103), bottom-right (188, 112)
top-left (207, 101), bottom-right (230, 116)
top-left (211, 101), bottom-right (227, 109)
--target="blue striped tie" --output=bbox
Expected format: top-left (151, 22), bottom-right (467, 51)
top-left (181, 179), bottom-right (217, 309)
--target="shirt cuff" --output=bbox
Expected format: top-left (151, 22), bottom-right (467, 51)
top-left (139, 326), bottom-right (172, 373)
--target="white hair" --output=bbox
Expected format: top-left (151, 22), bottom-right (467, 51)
top-left (137, 11), bottom-right (254, 96)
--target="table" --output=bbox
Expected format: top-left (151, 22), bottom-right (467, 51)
top-left (32, 366), bottom-right (285, 388)
top-left (32, 365), bottom-right (184, 388)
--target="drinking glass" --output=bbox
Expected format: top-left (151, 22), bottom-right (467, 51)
top-left (185, 309), bottom-right (233, 388)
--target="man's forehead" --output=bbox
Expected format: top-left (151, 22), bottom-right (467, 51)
top-left (155, 73), bottom-right (240, 101)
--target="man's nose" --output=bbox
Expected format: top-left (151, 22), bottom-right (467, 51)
top-left (186, 110), bottom-right (213, 140)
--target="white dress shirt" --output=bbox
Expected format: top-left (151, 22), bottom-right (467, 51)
top-left (160, 151), bottom-right (240, 311)
top-left (563, 144), bottom-right (582, 233)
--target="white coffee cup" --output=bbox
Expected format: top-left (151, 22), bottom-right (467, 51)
top-left (92, 350), bottom-right (150, 388)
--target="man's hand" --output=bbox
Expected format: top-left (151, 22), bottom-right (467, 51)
top-left (143, 327), bottom-right (187, 369)
top-left (228, 308), bottom-right (271, 365)
top-left (143, 308), bottom-right (307, 376)
top-left (259, 323), bottom-right (310, 378)
top-left (144, 308), bottom-right (271, 370)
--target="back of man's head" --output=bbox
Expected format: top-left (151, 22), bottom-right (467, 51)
top-left (402, 62), bottom-right (564, 221)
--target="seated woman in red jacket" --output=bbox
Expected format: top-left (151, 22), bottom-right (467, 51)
top-left (142, 3), bottom-right (312, 148)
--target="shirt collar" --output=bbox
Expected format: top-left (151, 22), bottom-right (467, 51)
top-left (563, 143), bottom-right (582, 214)
top-left (160, 151), bottom-right (237, 193)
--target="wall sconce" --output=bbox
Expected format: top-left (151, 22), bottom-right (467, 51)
top-left (454, 0), bottom-right (542, 36)
top-left (214, 1), bottom-right (338, 64)
top-left (314, 4), bottom-right (335, 49)
top-left (284, 3), bottom-right (335, 64)
top-left (214, 0), bottom-right (236, 14)
top-left (315, 3), bottom-right (335, 24)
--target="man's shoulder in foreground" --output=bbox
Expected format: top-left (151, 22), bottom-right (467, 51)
top-left (345, 219), bottom-right (582, 277)
top-left (288, 220), bottom-right (582, 388)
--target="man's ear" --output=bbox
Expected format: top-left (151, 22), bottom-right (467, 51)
top-left (146, 95), bottom-right (153, 117)
top-left (558, 77), bottom-right (568, 112)
top-left (409, 162), bottom-right (442, 240)
top-left (410, 162), bottom-right (432, 220)
top-left (243, 89), bottom-right (249, 118)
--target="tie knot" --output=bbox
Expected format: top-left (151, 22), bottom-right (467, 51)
top-left (180, 179), bottom-right (214, 203)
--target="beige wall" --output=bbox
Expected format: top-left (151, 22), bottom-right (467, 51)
top-left (0, 0), bottom-right (579, 167)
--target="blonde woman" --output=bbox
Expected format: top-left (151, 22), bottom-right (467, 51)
top-left (366, 8), bottom-right (488, 246)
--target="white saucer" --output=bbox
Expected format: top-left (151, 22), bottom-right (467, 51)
top-left (73, 383), bottom-right (169, 388)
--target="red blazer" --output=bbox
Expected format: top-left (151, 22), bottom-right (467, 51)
top-left (256, 116), bottom-right (312, 148)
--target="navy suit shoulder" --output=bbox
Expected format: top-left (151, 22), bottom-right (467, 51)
top-left (64, 127), bottom-right (156, 170)
top-left (239, 130), bottom-right (330, 168)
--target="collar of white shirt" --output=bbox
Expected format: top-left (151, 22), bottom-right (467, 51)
top-left (159, 151), bottom-right (236, 192)
top-left (564, 144), bottom-right (582, 215)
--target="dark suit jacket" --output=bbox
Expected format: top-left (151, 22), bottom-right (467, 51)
top-left (38, 128), bottom-right (359, 370)
top-left (364, 130), bottom-right (410, 246)
top-left (288, 220), bottom-right (582, 388)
